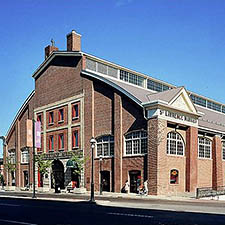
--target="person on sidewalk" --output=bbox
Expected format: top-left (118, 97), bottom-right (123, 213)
top-left (144, 180), bottom-right (148, 195)
top-left (125, 180), bottom-right (129, 194)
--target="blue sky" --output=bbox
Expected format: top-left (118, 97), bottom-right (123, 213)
top-left (0, 0), bottom-right (225, 156)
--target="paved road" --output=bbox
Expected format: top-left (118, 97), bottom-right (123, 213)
top-left (0, 197), bottom-right (225, 225)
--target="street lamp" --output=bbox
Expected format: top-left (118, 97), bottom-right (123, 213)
top-left (90, 137), bottom-right (96, 203)
top-left (99, 155), bottom-right (103, 195)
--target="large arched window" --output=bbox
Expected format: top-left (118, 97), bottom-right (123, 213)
top-left (96, 135), bottom-right (114, 157)
top-left (222, 142), bottom-right (225, 160)
top-left (198, 137), bottom-right (211, 159)
top-left (167, 131), bottom-right (184, 156)
top-left (125, 130), bottom-right (147, 155)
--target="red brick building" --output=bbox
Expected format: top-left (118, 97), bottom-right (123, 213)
top-left (3, 30), bottom-right (225, 195)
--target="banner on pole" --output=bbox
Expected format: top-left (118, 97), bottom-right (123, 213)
top-left (26, 120), bottom-right (33, 147)
top-left (35, 121), bottom-right (41, 148)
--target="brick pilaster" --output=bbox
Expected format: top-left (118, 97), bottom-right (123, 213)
top-left (147, 118), bottom-right (166, 195)
top-left (114, 92), bottom-right (122, 192)
top-left (212, 135), bottom-right (223, 189)
top-left (185, 126), bottom-right (198, 192)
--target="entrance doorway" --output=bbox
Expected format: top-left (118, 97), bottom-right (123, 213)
top-left (101, 171), bottom-right (110, 192)
top-left (23, 171), bottom-right (28, 187)
top-left (52, 160), bottom-right (65, 189)
top-left (129, 170), bottom-right (141, 193)
top-left (71, 168), bottom-right (80, 188)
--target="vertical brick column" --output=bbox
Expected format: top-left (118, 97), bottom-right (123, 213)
top-left (212, 135), bottom-right (223, 189)
top-left (83, 78), bottom-right (94, 191)
top-left (185, 126), bottom-right (198, 192)
top-left (16, 120), bottom-right (20, 187)
top-left (147, 118), bottom-right (166, 195)
top-left (114, 92), bottom-right (122, 192)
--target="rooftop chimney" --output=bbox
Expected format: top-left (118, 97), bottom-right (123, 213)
top-left (67, 30), bottom-right (81, 51)
top-left (45, 39), bottom-right (58, 59)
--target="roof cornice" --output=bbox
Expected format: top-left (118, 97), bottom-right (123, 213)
top-left (32, 51), bottom-right (82, 79)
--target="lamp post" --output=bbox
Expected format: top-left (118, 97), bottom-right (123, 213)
top-left (99, 155), bottom-right (103, 195)
top-left (90, 137), bottom-right (96, 203)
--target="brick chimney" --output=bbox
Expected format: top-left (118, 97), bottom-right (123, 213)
top-left (67, 30), bottom-right (81, 51)
top-left (45, 39), bottom-right (58, 59)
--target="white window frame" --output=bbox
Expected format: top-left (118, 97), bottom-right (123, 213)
top-left (21, 150), bottom-right (29, 164)
top-left (8, 151), bottom-right (16, 164)
top-left (96, 135), bottom-right (114, 157)
top-left (198, 136), bottom-right (212, 159)
top-left (167, 131), bottom-right (185, 156)
top-left (124, 131), bottom-right (148, 156)
top-left (222, 141), bottom-right (225, 160)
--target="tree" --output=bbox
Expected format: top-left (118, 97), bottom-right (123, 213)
top-left (4, 156), bottom-right (16, 185)
top-left (70, 151), bottom-right (87, 175)
top-left (35, 154), bottom-right (52, 176)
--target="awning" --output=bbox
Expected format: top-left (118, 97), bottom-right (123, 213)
top-left (66, 160), bottom-right (77, 168)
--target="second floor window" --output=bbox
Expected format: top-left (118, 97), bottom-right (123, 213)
top-left (72, 130), bottom-right (79, 148)
top-left (222, 142), bottom-right (225, 160)
top-left (21, 150), bottom-right (29, 164)
top-left (96, 135), bottom-right (114, 157)
top-left (58, 134), bottom-right (64, 150)
top-left (198, 137), bottom-right (211, 159)
top-left (167, 132), bottom-right (184, 156)
top-left (58, 109), bottom-right (64, 122)
top-left (125, 131), bottom-right (147, 155)
top-left (72, 104), bottom-right (79, 119)
top-left (49, 111), bottom-right (54, 124)
top-left (8, 151), bottom-right (16, 164)
top-left (49, 135), bottom-right (54, 151)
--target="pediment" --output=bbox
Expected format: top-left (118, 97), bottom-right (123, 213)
top-left (169, 88), bottom-right (197, 114)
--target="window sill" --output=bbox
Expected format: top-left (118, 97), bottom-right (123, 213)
top-left (58, 149), bottom-right (65, 151)
top-left (166, 154), bottom-right (185, 158)
top-left (72, 117), bottom-right (79, 121)
top-left (48, 150), bottom-right (54, 153)
top-left (48, 122), bottom-right (54, 126)
top-left (198, 157), bottom-right (212, 160)
top-left (72, 146), bottom-right (79, 150)
top-left (58, 120), bottom-right (64, 124)
top-left (123, 154), bottom-right (146, 158)
top-left (95, 156), bottom-right (113, 160)
top-left (21, 162), bottom-right (29, 165)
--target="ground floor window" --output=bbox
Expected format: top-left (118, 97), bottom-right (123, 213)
top-left (170, 169), bottom-right (179, 184)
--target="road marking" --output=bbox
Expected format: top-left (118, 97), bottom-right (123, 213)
top-left (108, 212), bottom-right (153, 218)
top-left (0, 219), bottom-right (37, 225)
top-left (0, 203), bottom-right (20, 207)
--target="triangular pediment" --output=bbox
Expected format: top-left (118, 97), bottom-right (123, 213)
top-left (169, 87), bottom-right (197, 114)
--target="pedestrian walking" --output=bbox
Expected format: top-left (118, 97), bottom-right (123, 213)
top-left (125, 180), bottom-right (129, 193)
top-left (144, 180), bottom-right (148, 195)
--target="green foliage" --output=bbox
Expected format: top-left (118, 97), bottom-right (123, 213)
top-left (4, 157), bottom-right (16, 172)
top-left (35, 154), bottom-right (52, 175)
top-left (70, 151), bottom-right (86, 175)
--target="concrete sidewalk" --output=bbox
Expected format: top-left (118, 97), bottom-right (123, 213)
top-left (0, 188), bottom-right (199, 203)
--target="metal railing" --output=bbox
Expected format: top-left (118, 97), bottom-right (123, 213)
top-left (196, 186), bottom-right (225, 199)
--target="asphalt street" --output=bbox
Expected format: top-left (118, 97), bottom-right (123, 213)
top-left (0, 195), bottom-right (225, 225)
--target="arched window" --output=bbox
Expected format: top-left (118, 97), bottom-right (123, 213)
top-left (198, 137), bottom-right (211, 159)
top-left (167, 132), bottom-right (184, 156)
top-left (170, 169), bottom-right (179, 184)
top-left (96, 135), bottom-right (114, 157)
top-left (125, 131), bottom-right (147, 155)
top-left (222, 142), bottom-right (225, 160)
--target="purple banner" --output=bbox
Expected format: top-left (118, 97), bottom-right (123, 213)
top-left (35, 121), bottom-right (41, 148)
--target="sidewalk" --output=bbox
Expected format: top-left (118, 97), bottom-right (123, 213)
top-left (0, 188), bottom-right (199, 203)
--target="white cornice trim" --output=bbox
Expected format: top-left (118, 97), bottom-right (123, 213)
top-left (81, 70), bottom-right (143, 108)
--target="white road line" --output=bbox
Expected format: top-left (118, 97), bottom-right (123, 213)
top-left (0, 203), bottom-right (20, 207)
top-left (108, 212), bottom-right (153, 218)
top-left (0, 219), bottom-right (37, 225)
